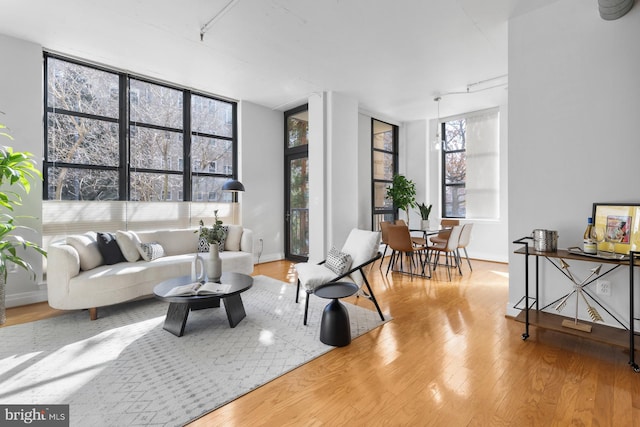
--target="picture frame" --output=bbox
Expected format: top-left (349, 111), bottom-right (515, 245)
top-left (592, 202), bottom-right (640, 255)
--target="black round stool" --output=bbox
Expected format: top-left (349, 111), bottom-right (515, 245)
top-left (313, 282), bottom-right (359, 347)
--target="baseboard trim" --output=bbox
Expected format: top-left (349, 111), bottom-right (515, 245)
top-left (6, 289), bottom-right (48, 308)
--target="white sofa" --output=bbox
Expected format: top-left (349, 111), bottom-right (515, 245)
top-left (47, 226), bottom-right (254, 320)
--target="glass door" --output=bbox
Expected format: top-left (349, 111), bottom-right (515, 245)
top-left (285, 105), bottom-right (309, 261)
top-left (372, 119), bottom-right (398, 231)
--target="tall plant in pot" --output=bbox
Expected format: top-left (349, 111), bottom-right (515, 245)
top-left (0, 124), bottom-right (47, 324)
top-left (385, 174), bottom-right (417, 226)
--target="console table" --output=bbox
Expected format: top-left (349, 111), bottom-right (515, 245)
top-left (513, 237), bottom-right (640, 373)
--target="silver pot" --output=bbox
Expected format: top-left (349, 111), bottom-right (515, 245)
top-left (532, 229), bottom-right (558, 252)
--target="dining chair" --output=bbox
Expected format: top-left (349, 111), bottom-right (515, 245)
top-left (378, 220), bottom-right (392, 269)
top-left (429, 219), bottom-right (460, 246)
top-left (394, 219), bottom-right (427, 247)
top-left (386, 224), bottom-right (429, 279)
top-left (456, 223), bottom-right (474, 271)
top-left (429, 225), bottom-right (463, 281)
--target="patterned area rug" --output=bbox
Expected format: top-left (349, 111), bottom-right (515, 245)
top-left (0, 275), bottom-right (389, 426)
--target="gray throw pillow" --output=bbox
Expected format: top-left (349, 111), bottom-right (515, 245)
top-left (325, 246), bottom-right (352, 276)
top-left (138, 242), bottom-right (165, 261)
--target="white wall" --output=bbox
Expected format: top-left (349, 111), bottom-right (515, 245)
top-left (307, 91), bottom-right (361, 260)
top-left (507, 1), bottom-right (640, 328)
top-left (404, 120), bottom-right (428, 228)
top-left (0, 33), bottom-right (46, 307)
top-left (357, 114), bottom-right (373, 230)
top-left (326, 92), bottom-right (359, 248)
top-left (238, 100), bottom-right (283, 263)
top-left (308, 93), bottom-right (327, 261)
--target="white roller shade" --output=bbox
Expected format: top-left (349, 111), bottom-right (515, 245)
top-left (465, 108), bottom-right (499, 219)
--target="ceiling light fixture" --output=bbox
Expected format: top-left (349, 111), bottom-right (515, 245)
top-left (200, 0), bottom-right (241, 41)
top-left (439, 74), bottom-right (508, 98)
top-left (432, 96), bottom-right (442, 151)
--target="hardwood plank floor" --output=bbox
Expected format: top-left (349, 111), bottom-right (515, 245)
top-left (4, 258), bottom-right (639, 426)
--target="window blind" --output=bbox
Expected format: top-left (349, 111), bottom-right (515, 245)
top-left (42, 201), bottom-right (239, 244)
top-left (465, 108), bottom-right (500, 219)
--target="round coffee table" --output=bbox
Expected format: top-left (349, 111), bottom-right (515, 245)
top-left (313, 282), bottom-right (359, 347)
top-left (154, 272), bottom-right (253, 337)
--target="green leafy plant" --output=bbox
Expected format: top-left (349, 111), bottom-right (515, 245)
top-left (385, 174), bottom-right (417, 221)
top-left (416, 202), bottom-right (432, 220)
top-left (0, 126), bottom-right (47, 284)
top-left (196, 209), bottom-right (227, 244)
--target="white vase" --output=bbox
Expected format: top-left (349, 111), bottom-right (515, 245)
top-left (421, 220), bottom-right (430, 231)
top-left (191, 253), bottom-right (205, 282)
top-left (206, 244), bottom-right (222, 282)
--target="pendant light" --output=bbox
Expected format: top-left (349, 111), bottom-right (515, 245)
top-left (432, 96), bottom-right (442, 150)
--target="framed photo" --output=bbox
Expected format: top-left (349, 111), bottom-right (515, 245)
top-left (592, 203), bottom-right (640, 254)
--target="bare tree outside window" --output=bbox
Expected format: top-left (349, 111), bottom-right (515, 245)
top-left (442, 119), bottom-right (466, 217)
top-left (47, 58), bottom-right (120, 200)
top-left (44, 54), bottom-right (237, 202)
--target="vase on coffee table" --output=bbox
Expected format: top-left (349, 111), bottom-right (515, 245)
top-left (206, 244), bottom-right (222, 282)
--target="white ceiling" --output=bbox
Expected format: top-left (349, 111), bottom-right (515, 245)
top-left (2, 0), bottom-right (560, 122)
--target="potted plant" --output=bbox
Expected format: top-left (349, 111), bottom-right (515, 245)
top-left (385, 174), bottom-right (417, 226)
top-left (0, 124), bottom-right (47, 324)
top-left (416, 202), bottom-right (433, 230)
top-left (196, 209), bottom-right (227, 282)
top-left (197, 209), bottom-right (227, 249)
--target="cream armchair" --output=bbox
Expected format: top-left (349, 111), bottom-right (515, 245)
top-left (294, 228), bottom-right (385, 325)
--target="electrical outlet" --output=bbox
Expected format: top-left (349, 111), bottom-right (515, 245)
top-left (596, 280), bottom-right (611, 297)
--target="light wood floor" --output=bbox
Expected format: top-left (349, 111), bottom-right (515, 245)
top-left (4, 258), bottom-right (640, 426)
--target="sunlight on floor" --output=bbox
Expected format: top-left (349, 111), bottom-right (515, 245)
top-left (491, 270), bottom-right (509, 279)
top-left (1, 316), bottom-right (163, 403)
top-left (259, 329), bottom-right (275, 345)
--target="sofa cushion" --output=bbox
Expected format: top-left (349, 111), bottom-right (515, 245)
top-left (325, 246), bottom-right (352, 275)
top-left (225, 225), bottom-right (242, 251)
top-left (96, 232), bottom-right (126, 265)
top-left (115, 230), bottom-right (141, 262)
top-left (219, 225), bottom-right (228, 252)
top-left (138, 242), bottom-right (165, 261)
top-left (66, 232), bottom-right (104, 271)
top-left (197, 236), bottom-right (210, 253)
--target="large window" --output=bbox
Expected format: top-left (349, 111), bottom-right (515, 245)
top-left (372, 119), bottom-right (398, 229)
top-left (44, 54), bottom-right (237, 202)
top-left (441, 108), bottom-right (499, 219)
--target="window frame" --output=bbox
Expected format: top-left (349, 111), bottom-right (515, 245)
top-left (371, 118), bottom-right (398, 230)
top-left (43, 52), bottom-right (238, 202)
top-left (441, 120), bottom-right (466, 218)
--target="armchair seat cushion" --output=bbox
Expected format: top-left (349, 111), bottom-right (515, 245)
top-left (295, 263), bottom-right (344, 292)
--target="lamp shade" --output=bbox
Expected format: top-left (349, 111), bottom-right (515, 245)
top-left (598, 0), bottom-right (633, 20)
top-left (222, 179), bottom-right (245, 192)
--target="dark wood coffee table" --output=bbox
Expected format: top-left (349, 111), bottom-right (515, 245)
top-left (153, 272), bottom-right (253, 337)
